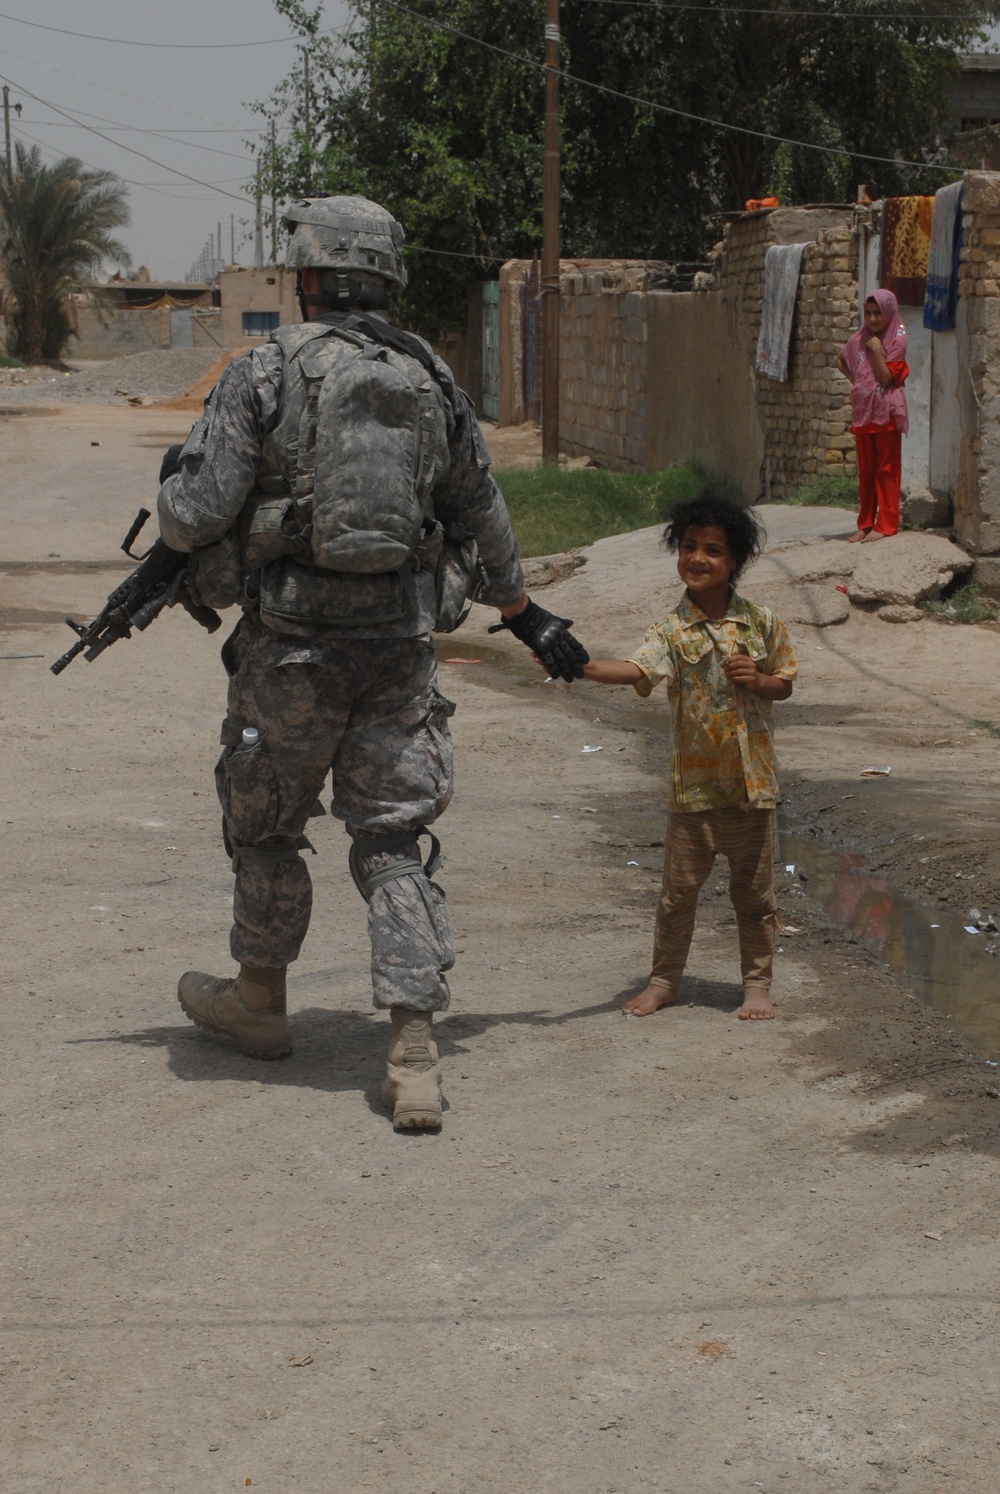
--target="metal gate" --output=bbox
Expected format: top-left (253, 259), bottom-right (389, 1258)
top-left (520, 254), bottom-right (542, 425)
top-left (169, 308), bottom-right (194, 348)
top-left (481, 280), bottom-right (500, 422)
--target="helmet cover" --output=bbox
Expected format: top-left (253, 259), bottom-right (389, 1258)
top-left (282, 195), bottom-right (408, 290)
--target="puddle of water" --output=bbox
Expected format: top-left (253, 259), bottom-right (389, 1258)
top-left (780, 827), bottom-right (1000, 1062)
top-left (0, 406), bottom-right (59, 417)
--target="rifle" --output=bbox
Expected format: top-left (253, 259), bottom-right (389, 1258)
top-left (50, 507), bottom-right (222, 676)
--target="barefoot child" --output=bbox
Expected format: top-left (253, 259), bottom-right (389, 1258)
top-left (835, 288), bottom-right (909, 543)
top-left (579, 489), bottom-right (796, 1020)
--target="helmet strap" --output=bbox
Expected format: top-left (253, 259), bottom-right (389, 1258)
top-left (296, 269), bottom-right (390, 320)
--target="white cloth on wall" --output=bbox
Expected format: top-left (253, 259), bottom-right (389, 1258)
top-left (755, 242), bottom-right (810, 382)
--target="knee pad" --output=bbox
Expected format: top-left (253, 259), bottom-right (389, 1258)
top-left (348, 826), bottom-right (443, 904)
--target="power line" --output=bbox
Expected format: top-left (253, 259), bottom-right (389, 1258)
top-left (575, 0), bottom-right (998, 17)
top-left (17, 120), bottom-right (253, 134)
top-left (17, 108), bottom-right (258, 162)
top-left (0, 9), bottom-right (297, 48)
top-left (0, 71), bottom-right (254, 203)
top-left (10, 125), bottom-right (223, 202)
top-left (3, 45), bottom-right (257, 128)
top-left (377, 0), bottom-right (966, 176)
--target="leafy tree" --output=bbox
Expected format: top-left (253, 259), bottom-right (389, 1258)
top-left (252, 0), bottom-right (1000, 340)
top-left (0, 142), bottom-right (130, 364)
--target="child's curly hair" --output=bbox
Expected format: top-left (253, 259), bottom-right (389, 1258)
top-left (661, 484), bottom-right (765, 580)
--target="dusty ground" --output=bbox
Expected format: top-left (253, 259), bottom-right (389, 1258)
top-left (3, 403), bottom-right (1000, 1492)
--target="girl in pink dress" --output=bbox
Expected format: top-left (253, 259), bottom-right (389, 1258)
top-left (835, 287), bottom-right (909, 543)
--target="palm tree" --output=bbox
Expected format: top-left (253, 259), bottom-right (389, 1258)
top-left (0, 142), bottom-right (131, 364)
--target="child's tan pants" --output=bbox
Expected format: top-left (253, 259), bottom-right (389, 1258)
top-left (650, 807), bottom-right (776, 993)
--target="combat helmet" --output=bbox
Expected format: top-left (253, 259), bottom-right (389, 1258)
top-left (283, 195), bottom-right (407, 312)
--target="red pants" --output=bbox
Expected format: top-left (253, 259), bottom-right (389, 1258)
top-left (853, 427), bottom-right (901, 535)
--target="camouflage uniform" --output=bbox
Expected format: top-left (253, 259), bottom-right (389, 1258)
top-left (158, 317), bottom-right (524, 1012)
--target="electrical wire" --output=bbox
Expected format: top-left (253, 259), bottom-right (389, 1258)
top-left (2, 45), bottom-right (260, 129)
top-left (0, 71), bottom-right (255, 203)
top-left (16, 111), bottom-right (258, 162)
top-left (377, 0), bottom-right (966, 176)
top-left (0, 9), bottom-right (297, 48)
top-left (573, 0), bottom-right (998, 18)
top-left (11, 125), bottom-right (251, 202)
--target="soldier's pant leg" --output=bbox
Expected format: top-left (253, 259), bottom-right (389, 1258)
top-left (331, 639), bottom-right (456, 1012)
top-left (217, 617), bottom-right (352, 968)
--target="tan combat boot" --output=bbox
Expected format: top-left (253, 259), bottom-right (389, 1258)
top-left (382, 1007), bottom-right (442, 1130)
top-left (177, 964), bottom-right (291, 1059)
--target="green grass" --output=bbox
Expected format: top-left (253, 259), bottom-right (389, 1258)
top-left (970, 718), bottom-right (1000, 739)
top-left (0, 352), bottom-right (25, 369)
top-left (920, 578), bottom-right (999, 625)
top-left (776, 471), bottom-right (857, 508)
top-left (494, 460), bottom-right (710, 555)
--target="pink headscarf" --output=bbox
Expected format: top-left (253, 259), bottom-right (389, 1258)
top-left (839, 288), bottom-right (908, 433)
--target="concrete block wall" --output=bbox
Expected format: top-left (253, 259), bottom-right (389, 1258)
top-left (715, 211), bottom-right (856, 497)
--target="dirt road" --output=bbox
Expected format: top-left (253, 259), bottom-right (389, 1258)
top-left (4, 402), bottom-right (1000, 1493)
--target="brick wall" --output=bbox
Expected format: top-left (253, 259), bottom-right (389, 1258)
top-left (714, 209), bottom-right (857, 497)
top-left (559, 269), bottom-right (653, 470)
top-left (498, 260), bottom-right (667, 470)
top-left (955, 171), bottom-right (1000, 591)
top-left (69, 303), bottom-right (173, 359)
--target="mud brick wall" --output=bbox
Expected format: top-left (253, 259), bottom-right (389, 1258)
top-left (69, 303), bottom-right (173, 359)
top-left (715, 211), bottom-right (857, 497)
top-left (498, 260), bottom-right (666, 470)
top-left (559, 269), bottom-right (651, 470)
top-left (956, 171), bottom-right (1000, 592)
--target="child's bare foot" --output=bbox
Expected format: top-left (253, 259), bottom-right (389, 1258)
top-left (848, 528), bottom-right (870, 543)
top-left (738, 987), bottom-right (775, 1020)
top-left (622, 982), bottom-right (678, 1016)
top-left (861, 529), bottom-right (888, 543)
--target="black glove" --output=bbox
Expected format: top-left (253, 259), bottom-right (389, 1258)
top-left (158, 443), bottom-right (184, 485)
top-left (488, 599), bottom-right (590, 682)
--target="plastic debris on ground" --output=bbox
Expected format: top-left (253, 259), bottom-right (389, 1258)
top-left (581, 745), bottom-right (604, 753)
top-left (860, 765), bottom-right (892, 776)
top-left (626, 860), bottom-right (639, 867)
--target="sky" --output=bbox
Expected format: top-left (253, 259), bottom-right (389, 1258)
top-left (0, 0), bottom-right (349, 281)
top-left (2, 3), bottom-right (998, 283)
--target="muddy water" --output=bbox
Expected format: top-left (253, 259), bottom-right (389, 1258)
top-left (438, 635), bottom-right (1000, 1062)
top-left (780, 828), bottom-right (1000, 1061)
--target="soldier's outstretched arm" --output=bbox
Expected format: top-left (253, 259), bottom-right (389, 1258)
top-left (157, 345), bottom-right (283, 553)
top-left (431, 389), bottom-right (589, 681)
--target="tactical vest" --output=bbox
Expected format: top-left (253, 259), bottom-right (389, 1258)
top-left (249, 320), bottom-right (451, 632)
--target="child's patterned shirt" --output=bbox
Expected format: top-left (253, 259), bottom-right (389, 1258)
top-left (626, 591), bottom-right (797, 812)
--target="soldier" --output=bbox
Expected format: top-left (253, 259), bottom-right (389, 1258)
top-left (157, 196), bottom-right (588, 1130)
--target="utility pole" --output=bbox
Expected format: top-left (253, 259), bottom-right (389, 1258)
top-left (255, 158), bottom-right (264, 269)
top-left (3, 86), bottom-right (11, 175)
top-left (230, 213), bottom-right (235, 265)
top-left (303, 49), bottom-right (312, 191)
top-left (217, 221), bottom-right (222, 265)
top-left (541, 0), bottom-right (561, 465)
top-left (270, 118), bottom-right (277, 265)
